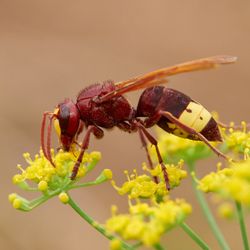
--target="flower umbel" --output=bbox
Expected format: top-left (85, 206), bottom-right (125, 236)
top-left (198, 159), bottom-right (250, 207)
top-left (106, 199), bottom-right (192, 247)
top-left (9, 149), bottom-right (111, 211)
top-left (221, 122), bottom-right (250, 157)
top-left (111, 160), bottom-right (187, 200)
top-left (149, 128), bottom-right (213, 164)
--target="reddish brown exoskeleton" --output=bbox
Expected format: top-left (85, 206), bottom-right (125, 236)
top-left (41, 55), bottom-right (237, 189)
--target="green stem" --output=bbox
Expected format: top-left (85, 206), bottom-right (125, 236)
top-left (68, 169), bottom-right (110, 190)
top-left (67, 195), bottom-right (135, 250)
top-left (29, 194), bottom-right (54, 208)
top-left (187, 162), bottom-right (230, 250)
top-left (236, 202), bottom-right (249, 250)
top-left (69, 179), bottom-right (107, 190)
top-left (154, 243), bottom-right (165, 250)
top-left (86, 158), bottom-right (100, 173)
top-left (180, 223), bottom-right (209, 250)
top-left (25, 188), bottom-right (62, 211)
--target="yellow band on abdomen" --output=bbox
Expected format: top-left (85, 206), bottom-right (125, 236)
top-left (178, 101), bottom-right (211, 132)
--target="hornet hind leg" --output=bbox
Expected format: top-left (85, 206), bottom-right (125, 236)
top-left (159, 111), bottom-right (229, 161)
top-left (134, 121), bottom-right (170, 190)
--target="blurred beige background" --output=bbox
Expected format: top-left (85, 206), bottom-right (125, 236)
top-left (1, 1), bottom-right (250, 249)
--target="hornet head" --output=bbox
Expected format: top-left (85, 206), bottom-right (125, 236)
top-left (41, 99), bottom-right (81, 166)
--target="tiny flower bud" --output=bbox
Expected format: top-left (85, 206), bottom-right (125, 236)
top-left (103, 169), bottom-right (113, 180)
top-left (229, 121), bottom-right (235, 127)
top-left (23, 152), bottom-right (30, 158)
top-left (38, 180), bottom-right (48, 191)
top-left (13, 199), bottom-right (22, 209)
top-left (12, 174), bottom-right (23, 184)
top-left (216, 162), bottom-right (222, 171)
top-left (77, 167), bottom-right (86, 178)
top-left (241, 121), bottom-right (246, 128)
top-left (91, 151), bottom-right (101, 161)
top-left (142, 163), bottom-right (147, 171)
top-left (181, 203), bottom-right (192, 214)
top-left (111, 205), bottom-right (118, 216)
top-left (110, 239), bottom-right (121, 250)
top-left (218, 203), bottom-right (234, 219)
top-left (59, 192), bottom-right (69, 204)
top-left (8, 193), bottom-right (17, 203)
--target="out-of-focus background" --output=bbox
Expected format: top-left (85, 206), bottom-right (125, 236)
top-left (1, 1), bottom-right (250, 249)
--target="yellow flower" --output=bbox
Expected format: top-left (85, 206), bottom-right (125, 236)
top-left (8, 193), bottom-right (17, 203)
top-left (218, 202), bottom-right (234, 219)
top-left (150, 127), bottom-right (213, 164)
top-left (103, 169), bottom-right (113, 180)
top-left (111, 161), bottom-right (186, 200)
top-left (12, 199), bottom-right (22, 209)
top-left (198, 159), bottom-right (250, 206)
top-left (12, 150), bottom-right (100, 191)
top-left (38, 180), bottom-right (48, 191)
top-left (106, 198), bottom-right (192, 247)
top-left (59, 192), bottom-right (69, 204)
top-left (9, 149), bottom-right (104, 211)
top-left (222, 122), bottom-right (250, 156)
top-left (110, 239), bottom-right (121, 250)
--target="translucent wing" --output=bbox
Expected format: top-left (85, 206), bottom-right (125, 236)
top-left (98, 55), bottom-right (237, 103)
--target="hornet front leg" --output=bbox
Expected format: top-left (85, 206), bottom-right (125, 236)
top-left (71, 125), bottom-right (104, 180)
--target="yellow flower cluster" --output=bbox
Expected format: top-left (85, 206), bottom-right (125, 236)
top-left (198, 159), bottom-right (250, 206)
top-left (9, 149), bottom-right (105, 211)
top-left (222, 122), bottom-right (250, 156)
top-left (12, 149), bottom-right (101, 191)
top-left (106, 199), bottom-right (192, 247)
top-left (111, 161), bottom-right (186, 200)
top-left (149, 128), bottom-right (212, 164)
top-left (145, 160), bottom-right (187, 189)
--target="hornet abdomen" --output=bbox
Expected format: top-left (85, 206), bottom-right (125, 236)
top-left (136, 86), bottom-right (222, 141)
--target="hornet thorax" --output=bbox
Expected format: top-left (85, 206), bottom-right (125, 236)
top-left (76, 81), bottom-right (136, 128)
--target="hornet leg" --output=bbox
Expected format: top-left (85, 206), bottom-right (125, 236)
top-left (159, 111), bottom-right (229, 160)
top-left (137, 127), bottom-right (159, 184)
top-left (135, 121), bottom-right (170, 190)
top-left (118, 121), bottom-right (160, 184)
top-left (41, 111), bottom-right (55, 167)
top-left (71, 125), bottom-right (103, 180)
top-left (117, 122), bottom-right (159, 183)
